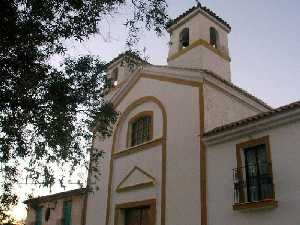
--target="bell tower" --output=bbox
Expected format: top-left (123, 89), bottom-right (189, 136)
top-left (167, 4), bottom-right (232, 81)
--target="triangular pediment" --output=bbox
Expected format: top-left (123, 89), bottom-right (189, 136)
top-left (116, 166), bottom-right (155, 192)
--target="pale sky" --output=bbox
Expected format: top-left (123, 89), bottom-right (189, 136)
top-left (14, 0), bottom-right (300, 221)
top-left (64, 0), bottom-right (300, 107)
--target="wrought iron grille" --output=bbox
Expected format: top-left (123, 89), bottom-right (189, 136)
top-left (233, 162), bottom-right (274, 204)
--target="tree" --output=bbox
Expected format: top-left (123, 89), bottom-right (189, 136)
top-left (0, 0), bottom-right (168, 220)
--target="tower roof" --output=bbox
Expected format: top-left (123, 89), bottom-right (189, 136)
top-left (166, 4), bottom-right (231, 31)
top-left (106, 51), bottom-right (148, 68)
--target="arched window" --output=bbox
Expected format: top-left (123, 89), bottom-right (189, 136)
top-left (179, 28), bottom-right (189, 49)
top-left (128, 112), bottom-right (153, 147)
top-left (210, 27), bottom-right (219, 48)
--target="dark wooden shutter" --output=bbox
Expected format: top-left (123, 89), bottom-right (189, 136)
top-left (35, 207), bottom-right (43, 225)
top-left (63, 201), bottom-right (72, 225)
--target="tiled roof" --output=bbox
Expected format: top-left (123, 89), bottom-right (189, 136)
top-left (204, 101), bottom-right (300, 137)
top-left (106, 51), bottom-right (148, 68)
top-left (166, 3), bottom-right (231, 30)
top-left (24, 188), bottom-right (86, 204)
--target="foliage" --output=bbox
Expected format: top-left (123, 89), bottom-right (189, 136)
top-left (0, 0), bottom-right (168, 220)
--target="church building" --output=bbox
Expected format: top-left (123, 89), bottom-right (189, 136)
top-left (25, 3), bottom-right (300, 225)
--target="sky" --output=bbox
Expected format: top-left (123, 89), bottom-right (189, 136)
top-left (13, 0), bottom-right (300, 221)
top-left (63, 0), bottom-right (300, 107)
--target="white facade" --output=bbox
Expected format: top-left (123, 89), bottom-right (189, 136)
top-left (83, 4), bottom-right (291, 225)
top-left (25, 4), bottom-right (300, 225)
top-left (25, 190), bottom-right (86, 225)
top-left (85, 60), bottom-right (271, 225)
top-left (204, 108), bottom-right (300, 225)
top-left (167, 8), bottom-right (231, 81)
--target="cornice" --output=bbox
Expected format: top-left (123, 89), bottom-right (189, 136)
top-left (106, 65), bottom-right (270, 113)
top-left (203, 108), bottom-right (300, 146)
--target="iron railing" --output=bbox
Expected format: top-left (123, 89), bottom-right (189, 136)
top-left (233, 162), bottom-right (274, 204)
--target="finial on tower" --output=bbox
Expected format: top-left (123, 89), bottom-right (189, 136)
top-left (195, 0), bottom-right (201, 7)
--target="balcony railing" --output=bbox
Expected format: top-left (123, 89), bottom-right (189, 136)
top-left (233, 162), bottom-right (274, 205)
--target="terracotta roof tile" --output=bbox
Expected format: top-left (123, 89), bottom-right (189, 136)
top-left (106, 51), bottom-right (148, 68)
top-left (166, 4), bottom-right (231, 30)
top-left (204, 101), bottom-right (300, 137)
top-left (24, 188), bottom-right (86, 204)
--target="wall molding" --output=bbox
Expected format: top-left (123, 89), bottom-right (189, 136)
top-left (116, 166), bottom-right (155, 193)
top-left (105, 96), bottom-right (167, 225)
top-left (112, 138), bottom-right (163, 159)
top-left (167, 38), bottom-right (231, 62)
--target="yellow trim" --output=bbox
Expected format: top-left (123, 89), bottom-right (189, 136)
top-left (113, 138), bottom-right (163, 159)
top-left (236, 136), bottom-right (275, 203)
top-left (106, 96), bottom-right (167, 225)
top-left (167, 38), bottom-right (231, 62)
top-left (233, 199), bottom-right (278, 211)
top-left (113, 74), bottom-right (202, 108)
top-left (114, 199), bottom-right (156, 225)
top-left (108, 76), bottom-right (208, 225)
top-left (115, 165), bottom-right (155, 193)
top-left (126, 111), bottom-right (154, 148)
top-left (142, 74), bottom-right (201, 87)
top-left (199, 84), bottom-right (207, 225)
top-left (116, 166), bottom-right (156, 193)
top-left (116, 182), bottom-right (155, 193)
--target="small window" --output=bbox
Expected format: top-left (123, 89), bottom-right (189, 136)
top-left (179, 28), bottom-right (189, 49)
top-left (128, 112), bottom-right (153, 147)
top-left (233, 136), bottom-right (275, 208)
top-left (210, 27), bottom-right (219, 48)
top-left (111, 68), bottom-right (118, 86)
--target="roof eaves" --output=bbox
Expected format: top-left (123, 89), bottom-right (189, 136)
top-left (106, 51), bottom-right (148, 68)
top-left (24, 188), bottom-right (87, 204)
top-left (166, 4), bottom-right (231, 31)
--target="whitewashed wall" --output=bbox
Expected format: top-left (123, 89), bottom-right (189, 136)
top-left (25, 195), bottom-right (84, 225)
top-left (206, 120), bottom-right (300, 225)
top-left (167, 12), bottom-right (231, 81)
top-left (168, 13), bottom-right (229, 56)
top-left (204, 83), bottom-right (262, 131)
top-left (87, 76), bottom-right (201, 225)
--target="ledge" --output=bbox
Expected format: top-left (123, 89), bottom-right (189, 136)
top-left (116, 181), bottom-right (154, 193)
top-left (112, 138), bottom-right (163, 159)
top-left (233, 199), bottom-right (278, 211)
top-left (167, 38), bottom-right (231, 62)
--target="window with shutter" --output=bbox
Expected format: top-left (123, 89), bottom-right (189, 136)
top-left (63, 200), bottom-right (72, 225)
top-left (35, 207), bottom-right (43, 225)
